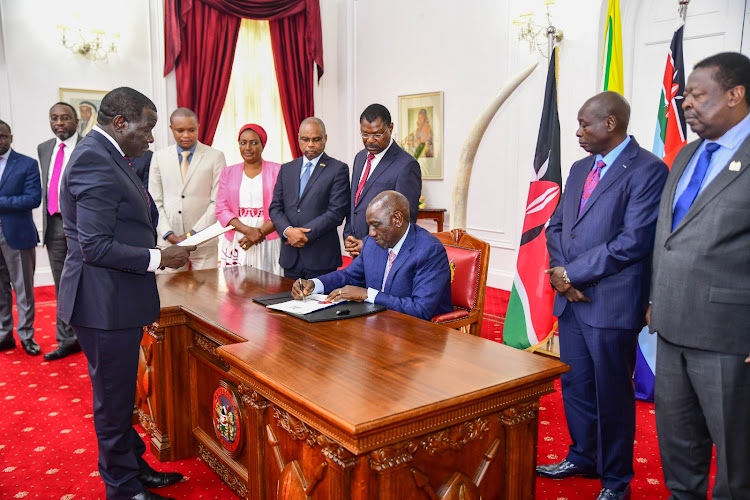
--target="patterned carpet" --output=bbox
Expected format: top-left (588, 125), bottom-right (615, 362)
top-left (0, 285), bottom-right (688, 499)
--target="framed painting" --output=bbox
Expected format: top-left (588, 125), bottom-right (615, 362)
top-left (59, 88), bottom-right (109, 137)
top-left (398, 91), bottom-right (444, 179)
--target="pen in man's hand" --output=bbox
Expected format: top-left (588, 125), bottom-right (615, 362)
top-left (297, 278), bottom-right (305, 302)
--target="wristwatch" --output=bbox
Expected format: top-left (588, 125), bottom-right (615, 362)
top-left (562, 269), bottom-right (571, 285)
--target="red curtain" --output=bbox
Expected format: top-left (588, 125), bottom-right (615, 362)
top-left (164, 0), bottom-right (324, 154)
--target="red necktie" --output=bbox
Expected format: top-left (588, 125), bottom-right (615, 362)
top-left (355, 153), bottom-right (375, 205)
top-left (48, 143), bottom-right (65, 215)
top-left (381, 250), bottom-right (397, 292)
top-left (578, 160), bottom-right (605, 216)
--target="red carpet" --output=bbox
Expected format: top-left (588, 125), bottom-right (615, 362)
top-left (0, 285), bottom-right (687, 499)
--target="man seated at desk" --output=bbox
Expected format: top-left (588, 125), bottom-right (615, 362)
top-left (292, 190), bottom-right (452, 321)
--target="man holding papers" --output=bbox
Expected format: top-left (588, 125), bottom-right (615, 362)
top-left (292, 191), bottom-right (452, 321)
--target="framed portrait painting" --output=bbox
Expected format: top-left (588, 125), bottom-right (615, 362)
top-left (59, 88), bottom-right (109, 137)
top-left (398, 91), bottom-right (444, 179)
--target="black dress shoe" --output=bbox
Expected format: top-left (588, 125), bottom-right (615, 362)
top-left (0, 337), bottom-right (16, 351)
top-left (138, 469), bottom-right (183, 489)
top-left (596, 484), bottom-right (631, 500)
top-left (127, 491), bottom-right (176, 500)
top-left (20, 339), bottom-right (41, 356)
top-left (536, 459), bottom-right (599, 479)
top-left (43, 341), bottom-right (82, 361)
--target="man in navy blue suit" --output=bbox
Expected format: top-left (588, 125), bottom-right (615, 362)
top-left (59, 87), bottom-right (194, 500)
top-left (343, 104), bottom-right (421, 258)
top-left (538, 92), bottom-right (668, 500)
top-left (0, 120), bottom-right (41, 355)
top-left (293, 190), bottom-right (452, 321)
top-left (269, 117), bottom-right (349, 279)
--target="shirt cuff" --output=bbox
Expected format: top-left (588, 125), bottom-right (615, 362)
top-left (311, 279), bottom-right (324, 294)
top-left (366, 287), bottom-right (378, 303)
top-left (147, 249), bottom-right (161, 272)
top-left (283, 226), bottom-right (292, 238)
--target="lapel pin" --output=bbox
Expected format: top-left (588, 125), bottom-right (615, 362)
top-left (729, 161), bottom-right (741, 172)
top-left (320, 163), bottom-right (326, 168)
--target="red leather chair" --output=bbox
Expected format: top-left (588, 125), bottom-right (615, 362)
top-left (431, 229), bottom-right (490, 337)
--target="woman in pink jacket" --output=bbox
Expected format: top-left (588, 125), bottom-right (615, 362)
top-left (215, 124), bottom-right (282, 274)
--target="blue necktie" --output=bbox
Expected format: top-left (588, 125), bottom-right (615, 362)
top-left (672, 142), bottom-right (720, 230)
top-left (299, 162), bottom-right (312, 198)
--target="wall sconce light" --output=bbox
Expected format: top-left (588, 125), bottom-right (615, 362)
top-left (57, 24), bottom-right (120, 61)
top-left (513, 0), bottom-right (563, 58)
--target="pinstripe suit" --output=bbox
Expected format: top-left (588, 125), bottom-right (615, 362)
top-left (546, 137), bottom-right (668, 491)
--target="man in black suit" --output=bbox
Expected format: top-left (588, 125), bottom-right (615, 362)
top-left (269, 117), bottom-right (349, 279)
top-left (37, 102), bottom-right (82, 360)
top-left (343, 103), bottom-right (421, 258)
top-left (59, 87), bottom-right (194, 500)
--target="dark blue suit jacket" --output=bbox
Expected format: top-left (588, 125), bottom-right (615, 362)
top-left (269, 153), bottom-right (350, 272)
top-left (318, 223), bottom-right (452, 320)
top-left (58, 130), bottom-right (160, 330)
top-left (546, 137), bottom-right (668, 329)
top-left (343, 142), bottom-right (421, 240)
top-left (0, 150), bottom-right (41, 249)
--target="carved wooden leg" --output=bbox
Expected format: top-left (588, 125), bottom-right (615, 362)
top-left (370, 441), bottom-right (418, 500)
top-left (239, 385), bottom-right (269, 500)
top-left (500, 401), bottom-right (540, 500)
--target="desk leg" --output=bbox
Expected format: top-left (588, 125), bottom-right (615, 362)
top-left (501, 401), bottom-right (540, 500)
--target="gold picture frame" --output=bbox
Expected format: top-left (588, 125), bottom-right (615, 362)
top-left (59, 88), bottom-right (109, 137)
top-left (398, 91), bottom-right (444, 179)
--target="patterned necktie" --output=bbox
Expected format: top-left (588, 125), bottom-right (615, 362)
top-left (299, 161), bottom-right (312, 198)
top-left (672, 142), bottom-right (720, 231)
top-left (355, 153), bottom-right (375, 205)
top-left (381, 249), bottom-right (397, 292)
top-left (578, 160), bottom-right (605, 216)
top-left (180, 151), bottom-right (190, 182)
top-left (48, 143), bottom-right (65, 215)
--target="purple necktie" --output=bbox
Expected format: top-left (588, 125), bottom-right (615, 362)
top-left (578, 160), bottom-right (605, 216)
top-left (48, 143), bottom-right (65, 215)
top-left (381, 250), bottom-right (397, 292)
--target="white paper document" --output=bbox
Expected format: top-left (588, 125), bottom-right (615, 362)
top-left (266, 294), bottom-right (344, 315)
top-left (178, 221), bottom-right (232, 247)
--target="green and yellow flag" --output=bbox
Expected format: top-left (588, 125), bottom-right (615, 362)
top-left (602, 0), bottom-right (624, 95)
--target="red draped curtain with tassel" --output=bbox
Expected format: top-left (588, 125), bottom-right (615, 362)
top-left (163, 0), bottom-right (324, 154)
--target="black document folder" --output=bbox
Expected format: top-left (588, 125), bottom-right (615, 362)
top-left (253, 292), bottom-right (385, 323)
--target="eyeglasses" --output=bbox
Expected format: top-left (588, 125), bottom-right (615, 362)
top-left (360, 131), bottom-right (389, 140)
top-left (299, 136), bottom-right (324, 144)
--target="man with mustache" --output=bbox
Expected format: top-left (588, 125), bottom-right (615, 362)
top-left (538, 91), bottom-right (668, 500)
top-left (37, 102), bottom-right (82, 360)
top-left (292, 190), bottom-right (452, 321)
top-left (649, 52), bottom-right (750, 499)
top-left (343, 104), bottom-right (421, 258)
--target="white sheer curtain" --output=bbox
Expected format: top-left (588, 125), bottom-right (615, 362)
top-left (213, 19), bottom-right (293, 167)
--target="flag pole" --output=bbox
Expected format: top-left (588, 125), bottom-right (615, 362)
top-left (679, 0), bottom-right (689, 21)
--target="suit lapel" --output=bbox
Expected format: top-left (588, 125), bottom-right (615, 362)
top-left (351, 151), bottom-right (365, 206)
top-left (566, 157), bottom-right (593, 228)
top-left (183, 144), bottom-right (203, 187)
top-left (672, 135), bottom-right (750, 233)
top-left (383, 224), bottom-right (415, 293)
top-left (358, 145), bottom-right (398, 205)
top-left (574, 138), bottom-right (637, 225)
top-left (0, 152), bottom-right (18, 189)
top-left (300, 153), bottom-right (328, 202)
top-left (39, 139), bottom-right (54, 189)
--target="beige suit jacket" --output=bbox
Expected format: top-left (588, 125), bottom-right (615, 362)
top-left (149, 142), bottom-right (226, 248)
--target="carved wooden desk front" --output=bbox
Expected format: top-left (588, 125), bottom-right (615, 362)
top-left (136, 267), bottom-right (568, 500)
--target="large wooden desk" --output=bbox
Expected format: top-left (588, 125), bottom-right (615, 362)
top-left (136, 267), bottom-right (567, 499)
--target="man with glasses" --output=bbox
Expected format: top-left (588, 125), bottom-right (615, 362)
top-left (269, 117), bottom-right (350, 279)
top-left (37, 102), bottom-right (82, 360)
top-left (343, 104), bottom-right (421, 258)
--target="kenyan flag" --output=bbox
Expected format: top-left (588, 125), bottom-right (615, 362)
top-left (504, 48), bottom-right (562, 349)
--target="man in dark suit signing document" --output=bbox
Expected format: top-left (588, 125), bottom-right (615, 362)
top-left (59, 87), bottom-right (194, 500)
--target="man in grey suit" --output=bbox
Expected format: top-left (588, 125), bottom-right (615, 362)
top-left (648, 52), bottom-right (750, 500)
top-left (38, 102), bottom-right (82, 360)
